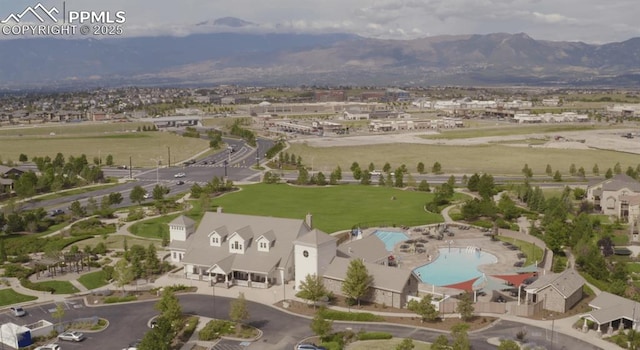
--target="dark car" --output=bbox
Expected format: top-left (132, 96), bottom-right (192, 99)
top-left (49, 209), bottom-right (64, 216)
top-left (176, 180), bottom-right (185, 185)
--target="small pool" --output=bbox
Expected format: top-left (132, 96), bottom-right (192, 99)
top-left (413, 248), bottom-right (497, 286)
top-left (373, 230), bottom-right (409, 251)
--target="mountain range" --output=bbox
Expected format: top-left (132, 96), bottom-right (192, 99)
top-left (1, 28), bottom-right (639, 89)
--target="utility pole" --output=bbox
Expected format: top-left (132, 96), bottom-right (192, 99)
top-left (167, 146), bottom-right (171, 168)
top-left (129, 156), bottom-right (132, 179)
top-left (255, 145), bottom-right (259, 168)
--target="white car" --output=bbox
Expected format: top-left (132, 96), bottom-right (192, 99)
top-left (58, 331), bottom-right (85, 342)
top-left (174, 172), bottom-right (186, 178)
top-left (35, 344), bottom-right (61, 350)
top-left (10, 306), bottom-right (26, 317)
top-left (143, 193), bottom-right (151, 199)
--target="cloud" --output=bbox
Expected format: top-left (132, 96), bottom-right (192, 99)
top-left (0, 0), bottom-right (637, 43)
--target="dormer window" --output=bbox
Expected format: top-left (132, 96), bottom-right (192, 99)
top-left (260, 242), bottom-right (267, 249)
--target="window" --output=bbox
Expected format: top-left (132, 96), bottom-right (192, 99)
top-left (172, 252), bottom-right (176, 259)
top-left (260, 242), bottom-right (267, 249)
top-left (212, 237), bottom-right (218, 244)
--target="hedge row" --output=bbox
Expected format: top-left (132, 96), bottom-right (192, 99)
top-left (318, 309), bottom-right (384, 322)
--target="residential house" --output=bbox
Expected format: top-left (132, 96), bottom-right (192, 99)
top-left (524, 269), bottom-right (585, 313)
top-left (587, 174), bottom-right (640, 221)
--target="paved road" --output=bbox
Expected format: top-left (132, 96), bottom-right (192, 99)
top-left (0, 295), bottom-right (604, 350)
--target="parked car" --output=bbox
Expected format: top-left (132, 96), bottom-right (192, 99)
top-left (35, 344), bottom-right (61, 350)
top-left (176, 180), bottom-right (185, 185)
top-left (143, 193), bottom-right (151, 199)
top-left (174, 172), bottom-right (186, 178)
top-left (122, 340), bottom-right (141, 350)
top-left (58, 331), bottom-right (85, 342)
top-left (296, 343), bottom-right (327, 350)
top-left (10, 306), bottom-right (26, 317)
top-left (48, 209), bottom-right (64, 216)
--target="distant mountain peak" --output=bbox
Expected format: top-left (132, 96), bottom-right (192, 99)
top-left (196, 17), bottom-right (254, 27)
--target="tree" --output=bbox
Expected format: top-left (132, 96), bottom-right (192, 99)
top-left (113, 258), bottom-right (134, 294)
top-left (395, 338), bottom-right (415, 350)
top-left (521, 164), bottom-right (532, 178)
top-left (569, 163), bottom-right (577, 176)
top-left (298, 274), bottom-right (328, 309)
top-left (593, 164), bottom-right (600, 176)
top-left (498, 339), bottom-right (520, 350)
top-left (310, 310), bottom-right (333, 341)
top-left (138, 316), bottom-right (172, 350)
top-left (394, 168), bottom-right (404, 188)
top-left (577, 166), bottom-right (586, 178)
top-left (69, 200), bottom-right (86, 218)
top-left (605, 167), bottom-right (613, 179)
top-left (407, 294), bottom-right (439, 322)
top-left (451, 323), bottom-right (471, 350)
top-left (14, 171), bottom-right (38, 198)
top-left (430, 335), bottom-right (450, 350)
top-left (383, 162), bottom-right (391, 173)
top-left (152, 185), bottom-right (168, 201)
top-left (105, 154), bottom-right (114, 166)
top-left (297, 167), bottom-right (309, 185)
top-left (229, 292), bottom-right (250, 324)
top-left (467, 173), bottom-right (480, 192)
top-left (614, 162), bottom-right (622, 174)
top-left (341, 259), bottom-right (372, 307)
top-left (350, 161), bottom-right (360, 172)
top-left (330, 166), bottom-right (342, 185)
top-left (545, 164), bottom-right (553, 176)
top-left (130, 185), bottom-right (146, 205)
top-left (553, 170), bottom-right (562, 182)
top-left (316, 172), bottom-right (327, 186)
top-left (456, 293), bottom-right (474, 321)
top-left (155, 289), bottom-right (183, 328)
top-left (108, 192), bottom-right (123, 205)
top-left (432, 161), bottom-right (442, 174)
top-left (417, 162), bottom-right (425, 174)
top-left (18, 153), bottom-right (28, 162)
top-left (86, 197), bottom-right (98, 215)
top-left (52, 303), bottom-right (65, 332)
top-left (418, 180), bottom-right (430, 192)
top-left (368, 162), bottom-right (375, 172)
top-left (145, 243), bottom-right (160, 275)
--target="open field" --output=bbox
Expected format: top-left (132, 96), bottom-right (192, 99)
top-left (424, 124), bottom-right (614, 140)
top-left (0, 130), bottom-right (208, 167)
top-left (286, 142), bottom-right (640, 176)
top-left (0, 288), bottom-right (38, 306)
top-left (212, 183), bottom-right (446, 233)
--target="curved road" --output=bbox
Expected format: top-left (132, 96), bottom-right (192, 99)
top-left (0, 295), bottom-right (603, 350)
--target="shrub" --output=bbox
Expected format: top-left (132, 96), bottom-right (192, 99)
top-left (104, 295), bottom-right (137, 303)
top-left (199, 320), bottom-right (234, 341)
top-left (318, 309), bottom-right (384, 322)
top-left (319, 341), bottom-right (342, 350)
top-left (357, 332), bottom-right (392, 340)
top-left (3, 264), bottom-right (32, 279)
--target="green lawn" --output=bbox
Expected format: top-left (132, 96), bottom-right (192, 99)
top-left (212, 183), bottom-right (445, 233)
top-left (77, 270), bottom-right (109, 290)
top-left (129, 213), bottom-right (180, 239)
top-left (497, 236), bottom-right (545, 266)
top-left (30, 280), bottom-right (79, 294)
top-left (0, 288), bottom-right (38, 306)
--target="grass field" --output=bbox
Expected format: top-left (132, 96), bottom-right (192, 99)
top-left (212, 183), bottom-right (445, 233)
top-left (346, 339), bottom-right (431, 350)
top-left (30, 280), bottom-right (79, 294)
top-left (0, 288), bottom-right (38, 306)
top-left (72, 235), bottom-right (162, 251)
top-left (77, 270), bottom-right (109, 290)
top-left (0, 127), bottom-right (208, 167)
top-left (497, 236), bottom-right (544, 266)
top-left (286, 142), bottom-right (640, 176)
top-left (423, 124), bottom-right (611, 140)
top-left (129, 213), bottom-right (181, 239)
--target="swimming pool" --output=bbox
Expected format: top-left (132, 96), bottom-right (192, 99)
top-left (413, 248), bottom-right (497, 286)
top-left (373, 230), bottom-right (409, 251)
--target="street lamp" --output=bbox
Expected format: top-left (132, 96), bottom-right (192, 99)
top-left (255, 145), bottom-right (260, 168)
top-left (550, 314), bottom-right (555, 350)
top-left (448, 240), bottom-right (454, 253)
top-left (150, 157), bottom-right (162, 184)
top-left (223, 160), bottom-right (228, 178)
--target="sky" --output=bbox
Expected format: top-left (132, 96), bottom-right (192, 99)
top-left (0, 0), bottom-right (638, 43)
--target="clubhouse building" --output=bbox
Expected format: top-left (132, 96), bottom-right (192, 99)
top-left (168, 209), bottom-right (419, 308)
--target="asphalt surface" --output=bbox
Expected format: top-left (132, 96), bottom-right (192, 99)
top-left (0, 295), bottom-right (603, 350)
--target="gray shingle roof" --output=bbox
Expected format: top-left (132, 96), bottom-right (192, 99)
top-left (601, 174), bottom-right (640, 192)
top-left (524, 269), bottom-right (585, 298)
top-left (294, 229), bottom-right (336, 247)
top-left (179, 212), bottom-right (311, 274)
top-left (170, 215), bottom-right (196, 228)
top-left (337, 235), bottom-right (389, 264)
top-left (323, 256), bottom-right (415, 293)
top-left (584, 292), bottom-right (640, 325)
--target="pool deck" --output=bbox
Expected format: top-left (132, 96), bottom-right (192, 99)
top-left (362, 224), bottom-right (532, 298)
